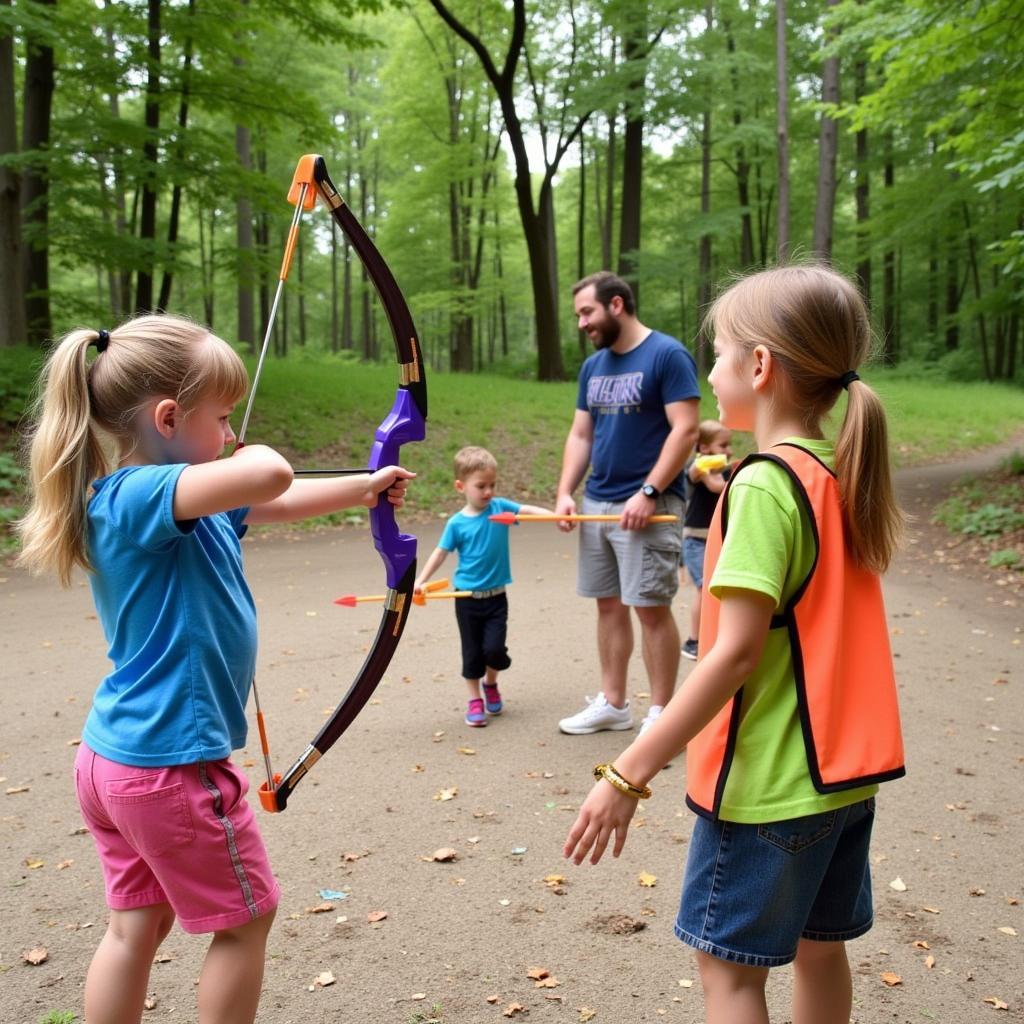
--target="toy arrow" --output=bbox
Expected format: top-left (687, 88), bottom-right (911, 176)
top-left (334, 578), bottom-right (471, 607)
top-left (488, 512), bottom-right (678, 525)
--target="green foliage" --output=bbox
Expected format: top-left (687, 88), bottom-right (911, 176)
top-left (933, 477), bottom-right (1024, 539)
top-left (38, 1012), bottom-right (77, 1024)
top-left (988, 549), bottom-right (1021, 570)
top-left (407, 1004), bottom-right (444, 1024)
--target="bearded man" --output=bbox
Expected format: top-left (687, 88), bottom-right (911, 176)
top-left (555, 271), bottom-right (700, 738)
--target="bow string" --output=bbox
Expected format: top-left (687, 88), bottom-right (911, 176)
top-left (245, 154), bottom-right (427, 812)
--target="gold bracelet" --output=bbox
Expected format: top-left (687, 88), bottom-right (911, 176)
top-left (593, 762), bottom-right (652, 800)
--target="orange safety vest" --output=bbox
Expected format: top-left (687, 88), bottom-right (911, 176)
top-left (686, 442), bottom-right (905, 820)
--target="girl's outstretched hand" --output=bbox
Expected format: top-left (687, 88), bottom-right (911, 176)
top-left (365, 466), bottom-right (416, 508)
top-left (563, 779), bottom-right (639, 865)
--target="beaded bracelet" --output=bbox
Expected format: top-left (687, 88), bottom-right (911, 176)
top-left (593, 762), bottom-right (652, 800)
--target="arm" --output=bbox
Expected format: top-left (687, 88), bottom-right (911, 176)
top-left (414, 545), bottom-right (450, 593)
top-left (702, 471), bottom-right (728, 496)
top-left (516, 502), bottom-right (556, 517)
top-left (563, 586), bottom-right (775, 865)
top-left (174, 444), bottom-right (294, 521)
top-left (619, 398), bottom-right (700, 530)
top-left (244, 465), bottom-right (414, 525)
top-left (554, 408), bottom-right (594, 532)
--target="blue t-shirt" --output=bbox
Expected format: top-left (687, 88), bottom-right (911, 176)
top-left (576, 330), bottom-right (700, 502)
top-left (438, 497), bottom-right (521, 591)
top-left (83, 464), bottom-right (257, 767)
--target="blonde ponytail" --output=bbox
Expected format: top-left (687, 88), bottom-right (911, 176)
top-left (17, 331), bottom-right (113, 586)
top-left (708, 264), bottom-right (904, 573)
top-left (836, 379), bottom-right (903, 573)
top-left (17, 314), bottom-right (247, 587)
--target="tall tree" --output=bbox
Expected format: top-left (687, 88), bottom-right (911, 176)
top-left (21, 0), bottom-right (56, 344)
top-left (811, 0), bottom-right (840, 261)
top-left (0, 0), bottom-right (26, 346)
top-left (774, 0), bottom-right (789, 261)
top-left (135, 0), bottom-right (161, 313)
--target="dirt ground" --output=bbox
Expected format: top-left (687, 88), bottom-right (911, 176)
top-left (2, 446), bottom-right (1021, 1024)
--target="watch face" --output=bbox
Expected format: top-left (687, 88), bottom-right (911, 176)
top-left (642, 484), bottom-right (658, 498)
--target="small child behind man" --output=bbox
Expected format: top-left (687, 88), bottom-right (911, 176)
top-left (415, 446), bottom-right (553, 726)
top-left (680, 420), bottom-right (733, 660)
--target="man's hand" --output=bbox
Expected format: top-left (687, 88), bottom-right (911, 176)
top-left (554, 494), bottom-right (578, 533)
top-left (619, 490), bottom-right (656, 530)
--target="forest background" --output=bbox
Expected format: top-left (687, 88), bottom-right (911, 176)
top-left (1, 0), bottom-right (1022, 387)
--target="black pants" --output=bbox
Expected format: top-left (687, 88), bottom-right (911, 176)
top-left (455, 593), bottom-right (512, 680)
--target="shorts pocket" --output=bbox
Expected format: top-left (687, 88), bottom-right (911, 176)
top-left (757, 811), bottom-right (836, 855)
top-left (106, 779), bottom-right (195, 858)
top-left (639, 545), bottom-right (679, 600)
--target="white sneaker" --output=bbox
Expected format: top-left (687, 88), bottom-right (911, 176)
top-left (558, 693), bottom-right (633, 735)
top-left (638, 705), bottom-right (663, 738)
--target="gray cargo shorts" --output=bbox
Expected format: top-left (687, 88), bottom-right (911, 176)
top-left (576, 493), bottom-right (684, 607)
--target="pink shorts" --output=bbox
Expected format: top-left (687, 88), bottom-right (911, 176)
top-left (74, 743), bottom-right (280, 934)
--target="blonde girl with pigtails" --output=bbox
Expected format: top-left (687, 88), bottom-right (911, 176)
top-left (565, 265), bottom-right (906, 1024)
top-left (18, 315), bottom-right (413, 1024)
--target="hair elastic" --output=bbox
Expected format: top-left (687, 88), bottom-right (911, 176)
top-left (838, 370), bottom-right (860, 390)
top-left (93, 329), bottom-right (110, 353)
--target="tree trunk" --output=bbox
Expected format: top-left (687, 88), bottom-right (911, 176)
top-left (775, 0), bottom-right (790, 261)
top-left (330, 221), bottom-right (339, 352)
top-left (135, 0), bottom-right (161, 314)
top-left (617, 18), bottom-right (648, 304)
top-left (102, 5), bottom-right (130, 317)
top-left (235, 122), bottom-right (255, 349)
top-left (0, 0), bottom-right (26, 347)
top-left (342, 151), bottom-right (353, 349)
top-left (882, 139), bottom-right (897, 363)
top-left (724, 22), bottom-right (755, 268)
top-left (963, 202), bottom-right (991, 380)
top-left (577, 135), bottom-right (588, 356)
top-left (297, 231), bottom-right (306, 345)
top-left (812, 0), bottom-right (840, 261)
top-left (697, 96), bottom-right (713, 374)
top-left (157, 0), bottom-right (196, 312)
top-left (854, 58), bottom-right (870, 307)
top-left (20, 0), bottom-right (56, 345)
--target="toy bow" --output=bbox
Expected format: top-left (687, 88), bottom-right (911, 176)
top-left (241, 154), bottom-right (427, 812)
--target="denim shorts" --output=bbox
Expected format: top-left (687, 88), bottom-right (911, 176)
top-left (682, 536), bottom-right (706, 589)
top-left (674, 798), bottom-right (875, 967)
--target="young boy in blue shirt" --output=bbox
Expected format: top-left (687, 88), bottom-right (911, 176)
top-left (415, 446), bottom-right (552, 726)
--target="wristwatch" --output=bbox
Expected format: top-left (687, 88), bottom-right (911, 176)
top-left (640, 483), bottom-right (660, 500)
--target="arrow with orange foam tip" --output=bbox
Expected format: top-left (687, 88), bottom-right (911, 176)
top-left (694, 453), bottom-right (728, 474)
top-left (488, 511), bottom-right (678, 525)
top-left (334, 578), bottom-right (470, 607)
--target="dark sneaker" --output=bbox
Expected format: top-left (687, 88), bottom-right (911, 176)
top-left (681, 638), bottom-right (698, 661)
top-left (465, 698), bottom-right (487, 727)
top-left (482, 683), bottom-right (503, 715)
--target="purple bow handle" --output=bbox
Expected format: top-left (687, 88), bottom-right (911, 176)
top-left (259, 155), bottom-right (427, 813)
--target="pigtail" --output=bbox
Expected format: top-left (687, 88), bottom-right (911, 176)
top-left (17, 331), bottom-right (113, 586)
top-left (835, 378), bottom-right (903, 574)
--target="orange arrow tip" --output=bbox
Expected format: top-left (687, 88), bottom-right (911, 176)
top-left (334, 595), bottom-right (358, 607)
top-left (287, 155), bottom-right (320, 210)
top-left (489, 511), bottom-right (517, 524)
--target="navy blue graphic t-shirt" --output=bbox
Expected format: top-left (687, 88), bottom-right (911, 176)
top-left (576, 331), bottom-right (700, 502)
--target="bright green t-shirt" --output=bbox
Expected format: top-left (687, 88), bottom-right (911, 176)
top-left (709, 438), bottom-right (878, 823)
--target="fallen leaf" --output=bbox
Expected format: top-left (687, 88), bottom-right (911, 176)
top-left (467, 836), bottom-right (481, 845)
top-left (535, 976), bottom-right (560, 989)
top-left (426, 848), bottom-right (458, 863)
top-left (411, 764), bottom-right (425, 773)
top-left (970, 887), bottom-right (986, 896)
top-left (57, 859), bottom-right (73, 870)
top-left (21, 947), bottom-right (48, 965)
top-left (367, 910), bottom-right (388, 923)
top-left (983, 997), bottom-right (1009, 1010)
top-left (311, 971), bottom-right (336, 989)
top-left (503, 1003), bottom-right (526, 1017)
top-left (638, 871), bottom-right (658, 888)
top-left (997, 927), bottom-right (1017, 936)
top-left (433, 787), bottom-right (458, 802)
top-left (305, 902), bottom-right (336, 914)
top-left (678, 979), bottom-right (694, 988)
top-left (925, 955), bottom-right (936, 969)
top-left (342, 852), bottom-right (364, 862)
top-left (527, 967), bottom-right (550, 980)
top-left (913, 940), bottom-right (930, 950)
top-left (24, 858), bottom-right (44, 869)
top-left (889, 877), bottom-right (908, 892)
top-left (411, 993), bottom-right (426, 1000)
top-left (144, 996), bottom-right (157, 1010)
top-left (498, 899), bottom-right (511, 906)
top-left (6, 786), bottom-right (30, 795)
top-left (486, 995), bottom-right (500, 1004)
top-left (457, 746), bottom-right (476, 755)
top-left (543, 874), bottom-right (566, 887)
top-left (922, 906), bottom-right (941, 914)
top-left (880, 972), bottom-right (902, 987)
top-left (579, 1009), bottom-right (597, 1022)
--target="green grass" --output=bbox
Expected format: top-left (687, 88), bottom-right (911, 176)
top-left (1, 346), bottom-right (1022, 544)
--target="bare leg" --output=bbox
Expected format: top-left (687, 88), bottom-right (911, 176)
top-left (464, 677), bottom-right (482, 700)
top-left (197, 909), bottom-right (276, 1024)
top-left (596, 596), bottom-right (632, 707)
top-left (634, 604), bottom-right (681, 709)
top-left (792, 938), bottom-right (852, 1024)
top-left (697, 951), bottom-right (769, 1024)
top-left (689, 581), bottom-right (702, 643)
top-left (483, 667), bottom-right (499, 685)
top-left (84, 904), bottom-right (176, 1024)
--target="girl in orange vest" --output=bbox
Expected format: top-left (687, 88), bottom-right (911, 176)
top-left (564, 265), bottom-right (905, 1024)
